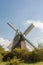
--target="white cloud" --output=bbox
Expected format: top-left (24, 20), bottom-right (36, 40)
top-left (0, 37), bottom-right (11, 50)
top-left (37, 37), bottom-right (43, 43)
top-left (26, 20), bottom-right (43, 32)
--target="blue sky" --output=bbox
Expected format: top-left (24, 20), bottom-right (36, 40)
top-left (0, 0), bottom-right (43, 49)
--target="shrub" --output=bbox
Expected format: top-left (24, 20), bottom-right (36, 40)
top-left (13, 48), bottom-right (29, 61)
top-left (30, 49), bottom-right (43, 62)
top-left (0, 54), bottom-right (3, 62)
top-left (3, 52), bottom-right (14, 61)
top-left (6, 58), bottom-right (23, 65)
top-left (3, 48), bottom-right (43, 63)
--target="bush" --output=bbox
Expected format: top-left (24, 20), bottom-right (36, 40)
top-left (3, 51), bottom-right (14, 61)
top-left (13, 48), bottom-right (29, 61)
top-left (0, 46), bottom-right (5, 54)
top-left (3, 48), bottom-right (43, 63)
top-left (6, 58), bottom-right (23, 65)
top-left (0, 54), bottom-right (3, 62)
top-left (30, 49), bottom-right (43, 62)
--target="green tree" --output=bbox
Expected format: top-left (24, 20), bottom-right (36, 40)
top-left (0, 46), bottom-right (5, 54)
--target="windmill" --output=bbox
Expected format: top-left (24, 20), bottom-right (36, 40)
top-left (7, 22), bottom-right (36, 50)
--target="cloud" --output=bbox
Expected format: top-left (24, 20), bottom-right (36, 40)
top-left (0, 37), bottom-right (11, 50)
top-left (36, 37), bottom-right (43, 43)
top-left (26, 20), bottom-right (43, 32)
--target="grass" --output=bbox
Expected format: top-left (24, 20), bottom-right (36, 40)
top-left (0, 61), bottom-right (43, 65)
top-left (0, 62), bottom-right (7, 65)
top-left (23, 61), bottom-right (43, 65)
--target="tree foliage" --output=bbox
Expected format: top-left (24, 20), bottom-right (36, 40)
top-left (0, 46), bottom-right (5, 54)
top-left (2, 47), bottom-right (43, 63)
top-left (0, 46), bottom-right (5, 62)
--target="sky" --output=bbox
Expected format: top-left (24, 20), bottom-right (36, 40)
top-left (0, 0), bottom-right (43, 50)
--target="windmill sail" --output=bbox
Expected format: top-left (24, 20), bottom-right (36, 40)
top-left (8, 35), bottom-right (20, 49)
top-left (7, 22), bottom-right (20, 34)
top-left (24, 24), bottom-right (34, 36)
top-left (24, 37), bottom-right (36, 49)
top-left (7, 22), bottom-right (36, 50)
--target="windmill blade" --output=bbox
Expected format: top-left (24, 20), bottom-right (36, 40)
top-left (22, 35), bottom-right (36, 49)
top-left (24, 24), bottom-right (34, 36)
top-left (7, 22), bottom-right (21, 34)
top-left (8, 35), bottom-right (20, 49)
top-left (24, 37), bottom-right (36, 49)
top-left (8, 41), bottom-right (13, 49)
